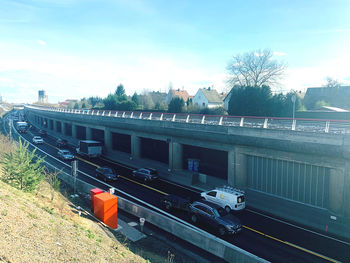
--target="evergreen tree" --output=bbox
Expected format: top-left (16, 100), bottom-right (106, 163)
top-left (1, 139), bottom-right (44, 192)
top-left (131, 92), bottom-right (139, 105)
top-left (168, 97), bottom-right (185, 113)
top-left (115, 84), bottom-right (127, 101)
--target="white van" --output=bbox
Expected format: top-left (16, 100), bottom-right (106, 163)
top-left (200, 186), bottom-right (245, 212)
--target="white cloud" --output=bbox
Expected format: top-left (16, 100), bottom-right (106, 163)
top-left (273, 51), bottom-right (288, 56)
top-left (37, 39), bottom-right (46, 46)
top-left (283, 55), bottom-right (350, 92)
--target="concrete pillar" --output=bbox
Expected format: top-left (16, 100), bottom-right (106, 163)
top-left (169, 142), bottom-right (183, 171)
top-left (104, 128), bottom-right (113, 153)
top-left (344, 163), bottom-right (350, 218)
top-left (228, 150), bottom-right (235, 186)
top-left (86, 126), bottom-right (92, 140)
top-left (329, 168), bottom-right (345, 214)
top-left (131, 134), bottom-right (141, 158)
top-left (234, 147), bottom-right (248, 189)
top-left (62, 122), bottom-right (66, 135)
top-left (53, 120), bottom-right (57, 132)
top-left (72, 124), bottom-right (77, 138)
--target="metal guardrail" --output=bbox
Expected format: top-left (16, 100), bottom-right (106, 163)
top-left (26, 105), bottom-right (350, 134)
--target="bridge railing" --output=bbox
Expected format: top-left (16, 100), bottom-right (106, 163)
top-left (27, 105), bottom-right (350, 134)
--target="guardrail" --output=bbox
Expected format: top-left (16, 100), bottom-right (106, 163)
top-left (26, 105), bottom-right (350, 134)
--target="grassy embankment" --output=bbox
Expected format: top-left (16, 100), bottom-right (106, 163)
top-left (0, 134), bottom-right (147, 263)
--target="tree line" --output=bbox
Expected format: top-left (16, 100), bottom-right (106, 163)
top-left (68, 48), bottom-right (340, 117)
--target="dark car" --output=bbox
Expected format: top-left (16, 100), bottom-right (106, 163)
top-left (56, 138), bottom-right (69, 148)
top-left (38, 129), bottom-right (47, 137)
top-left (95, 167), bottom-right (119, 182)
top-left (57, 149), bottom-right (75, 161)
top-left (161, 194), bottom-right (192, 211)
top-left (132, 168), bottom-right (159, 182)
top-left (188, 200), bottom-right (242, 236)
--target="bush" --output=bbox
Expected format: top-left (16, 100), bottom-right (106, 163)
top-left (168, 97), bottom-right (185, 113)
top-left (1, 139), bottom-right (44, 192)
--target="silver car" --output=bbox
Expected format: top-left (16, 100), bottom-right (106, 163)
top-left (32, 136), bottom-right (43, 144)
top-left (57, 149), bottom-right (75, 160)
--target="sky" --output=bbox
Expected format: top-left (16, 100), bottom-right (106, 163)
top-left (0, 0), bottom-right (350, 103)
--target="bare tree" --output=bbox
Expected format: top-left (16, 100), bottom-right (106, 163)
top-left (227, 49), bottom-right (286, 88)
top-left (324, 77), bottom-right (341, 88)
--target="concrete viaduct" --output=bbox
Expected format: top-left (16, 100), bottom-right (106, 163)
top-left (24, 106), bottom-right (350, 239)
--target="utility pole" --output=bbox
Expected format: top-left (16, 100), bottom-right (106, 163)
top-left (291, 94), bottom-right (296, 120)
top-left (71, 160), bottom-right (78, 195)
top-left (8, 118), bottom-right (12, 140)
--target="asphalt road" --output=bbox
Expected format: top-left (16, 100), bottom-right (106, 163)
top-left (3, 112), bottom-right (349, 263)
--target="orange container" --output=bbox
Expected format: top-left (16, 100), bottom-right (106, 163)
top-left (93, 192), bottom-right (118, 229)
top-left (90, 188), bottom-right (104, 212)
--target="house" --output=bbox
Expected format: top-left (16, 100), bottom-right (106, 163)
top-left (193, 87), bottom-right (223, 108)
top-left (304, 86), bottom-right (350, 110)
top-left (223, 89), bottom-right (234, 110)
top-left (59, 99), bottom-right (78, 108)
top-left (165, 89), bottom-right (190, 104)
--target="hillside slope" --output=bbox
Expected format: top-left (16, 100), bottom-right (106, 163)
top-left (0, 179), bottom-right (146, 263)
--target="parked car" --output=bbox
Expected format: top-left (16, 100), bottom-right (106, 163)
top-left (132, 168), bottom-right (159, 182)
top-left (188, 200), bottom-right (242, 236)
top-left (161, 194), bottom-right (192, 211)
top-left (32, 136), bottom-right (44, 144)
top-left (95, 166), bottom-right (119, 182)
top-left (56, 138), bottom-right (69, 148)
top-left (38, 129), bottom-right (47, 137)
top-left (200, 186), bottom-right (246, 212)
top-left (57, 149), bottom-right (75, 161)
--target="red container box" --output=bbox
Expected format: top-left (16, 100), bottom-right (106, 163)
top-left (94, 192), bottom-right (118, 229)
top-left (90, 188), bottom-right (103, 212)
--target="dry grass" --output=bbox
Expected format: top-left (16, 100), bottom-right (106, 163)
top-left (0, 177), bottom-right (147, 263)
top-left (0, 132), bottom-right (146, 262)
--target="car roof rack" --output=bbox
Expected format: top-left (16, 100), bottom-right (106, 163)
top-left (215, 185), bottom-right (245, 195)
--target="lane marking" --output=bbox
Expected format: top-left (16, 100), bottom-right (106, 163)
top-left (243, 225), bottom-right (341, 263)
top-left (75, 155), bottom-right (99, 167)
top-left (118, 175), bottom-right (168, 196)
top-left (39, 141), bottom-right (168, 196)
top-left (101, 156), bottom-right (202, 193)
top-left (246, 209), bottom-right (350, 246)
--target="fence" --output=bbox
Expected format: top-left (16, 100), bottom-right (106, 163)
top-left (26, 105), bottom-right (350, 134)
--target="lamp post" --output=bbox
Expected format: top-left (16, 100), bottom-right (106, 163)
top-left (291, 94), bottom-right (296, 120)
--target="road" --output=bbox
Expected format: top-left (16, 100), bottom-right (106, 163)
top-left (3, 111), bottom-right (349, 263)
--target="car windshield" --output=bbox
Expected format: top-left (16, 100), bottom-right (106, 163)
top-left (103, 168), bottom-right (113, 173)
top-left (61, 150), bottom-right (70, 154)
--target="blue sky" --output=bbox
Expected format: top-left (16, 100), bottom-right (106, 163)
top-left (1, 0), bottom-right (350, 103)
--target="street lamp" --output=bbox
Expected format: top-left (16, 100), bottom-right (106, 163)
top-left (291, 94), bottom-right (296, 120)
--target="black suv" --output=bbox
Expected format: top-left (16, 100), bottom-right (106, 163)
top-left (132, 168), bottom-right (159, 182)
top-left (95, 167), bottom-right (119, 182)
top-left (188, 200), bottom-right (242, 236)
top-left (56, 138), bottom-right (69, 148)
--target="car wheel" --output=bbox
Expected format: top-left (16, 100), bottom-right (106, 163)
top-left (218, 226), bottom-right (226, 236)
top-left (225, 206), bottom-right (231, 213)
top-left (191, 214), bottom-right (197, 223)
